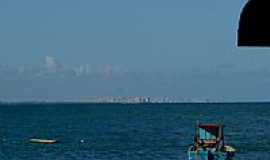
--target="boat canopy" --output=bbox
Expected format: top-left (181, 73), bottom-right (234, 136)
top-left (197, 124), bottom-right (223, 140)
top-left (194, 123), bottom-right (225, 148)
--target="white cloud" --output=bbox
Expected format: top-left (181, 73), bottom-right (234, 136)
top-left (74, 64), bottom-right (93, 76)
top-left (0, 57), bottom-right (128, 79)
top-left (44, 56), bottom-right (62, 71)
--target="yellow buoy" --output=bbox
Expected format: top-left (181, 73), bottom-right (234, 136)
top-left (224, 145), bottom-right (236, 153)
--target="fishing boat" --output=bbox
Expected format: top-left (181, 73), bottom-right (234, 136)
top-left (188, 122), bottom-right (235, 160)
top-left (30, 138), bottom-right (58, 144)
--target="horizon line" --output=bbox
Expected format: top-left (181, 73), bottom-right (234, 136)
top-left (1, 101), bottom-right (270, 104)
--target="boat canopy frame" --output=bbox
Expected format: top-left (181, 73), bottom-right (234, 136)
top-left (194, 122), bottom-right (225, 150)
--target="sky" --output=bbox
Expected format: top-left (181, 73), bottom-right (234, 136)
top-left (1, 0), bottom-right (270, 102)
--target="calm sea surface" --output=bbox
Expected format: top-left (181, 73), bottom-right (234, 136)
top-left (0, 103), bottom-right (270, 160)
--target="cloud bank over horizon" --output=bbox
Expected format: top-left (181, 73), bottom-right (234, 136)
top-left (1, 56), bottom-right (270, 102)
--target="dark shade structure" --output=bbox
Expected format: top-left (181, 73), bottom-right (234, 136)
top-left (238, 0), bottom-right (270, 47)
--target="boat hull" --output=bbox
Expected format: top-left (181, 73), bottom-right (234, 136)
top-left (30, 139), bottom-right (58, 144)
top-left (188, 150), bottom-right (233, 160)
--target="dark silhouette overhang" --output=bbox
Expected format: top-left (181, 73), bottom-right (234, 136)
top-left (238, 0), bottom-right (270, 47)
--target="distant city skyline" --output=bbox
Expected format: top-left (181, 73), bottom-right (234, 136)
top-left (2, 0), bottom-right (270, 102)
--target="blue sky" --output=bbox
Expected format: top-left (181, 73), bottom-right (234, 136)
top-left (1, 0), bottom-right (270, 102)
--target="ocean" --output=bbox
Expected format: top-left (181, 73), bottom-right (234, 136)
top-left (0, 103), bottom-right (269, 160)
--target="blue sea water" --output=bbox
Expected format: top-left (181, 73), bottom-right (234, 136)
top-left (0, 103), bottom-right (270, 160)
